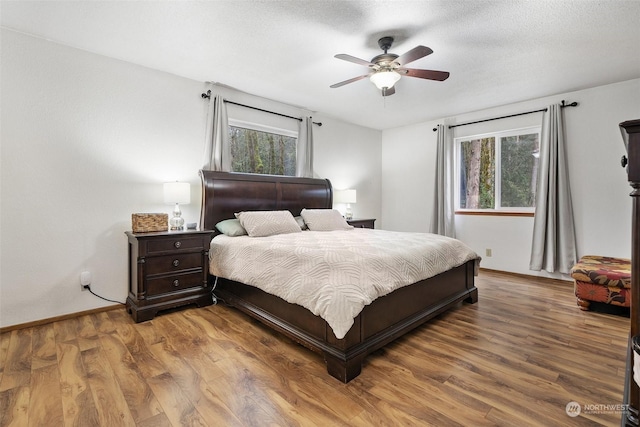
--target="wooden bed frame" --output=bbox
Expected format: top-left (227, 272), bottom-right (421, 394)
top-left (200, 170), bottom-right (478, 382)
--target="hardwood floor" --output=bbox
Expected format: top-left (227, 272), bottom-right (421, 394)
top-left (0, 270), bottom-right (630, 426)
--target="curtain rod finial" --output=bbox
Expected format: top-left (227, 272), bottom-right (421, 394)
top-left (561, 99), bottom-right (578, 108)
top-left (201, 90), bottom-right (211, 99)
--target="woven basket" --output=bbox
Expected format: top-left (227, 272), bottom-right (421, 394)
top-left (132, 213), bottom-right (168, 233)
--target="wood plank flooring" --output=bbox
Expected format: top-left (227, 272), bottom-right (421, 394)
top-left (0, 270), bottom-right (631, 426)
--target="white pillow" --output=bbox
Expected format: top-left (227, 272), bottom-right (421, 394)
top-left (236, 210), bottom-right (302, 237)
top-left (300, 208), bottom-right (354, 231)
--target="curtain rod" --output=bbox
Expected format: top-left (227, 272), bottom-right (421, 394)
top-left (201, 90), bottom-right (322, 126)
top-left (432, 100), bottom-right (578, 131)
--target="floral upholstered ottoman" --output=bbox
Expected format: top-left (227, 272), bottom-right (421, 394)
top-left (570, 255), bottom-right (631, 310)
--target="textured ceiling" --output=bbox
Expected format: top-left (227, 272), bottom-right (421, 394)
top-left (2, 0), bottom-right (640, 130)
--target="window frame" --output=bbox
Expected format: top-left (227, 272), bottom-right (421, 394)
top-left (228, 119), bottom-right (298, 139)
top-left (227, 118), bottom-right (299, 176)
top-left (454, 126), bottom-right (541, 215)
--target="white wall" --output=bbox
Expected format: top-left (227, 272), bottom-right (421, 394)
top-left (381, 120), bottom-right (440, 233)
top-left (313, 114), bottom-right (381, 223)
top-left (382, 78), bottom-right (640, 279)
top-left (0, 30), bottom-right (382, 327)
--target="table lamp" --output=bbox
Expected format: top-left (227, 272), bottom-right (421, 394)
top-left (334, 189), bottom-right (357, 220)
top-left (164, 182), bottom-right (190, 230)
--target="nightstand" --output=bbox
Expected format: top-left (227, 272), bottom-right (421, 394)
top-left (125, 229), bottom-right (214, 322)
top-left (347, 218), bottom-right (376, 229)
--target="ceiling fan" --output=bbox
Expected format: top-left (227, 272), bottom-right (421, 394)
top-left (330, 36), bottom-right (450, 97)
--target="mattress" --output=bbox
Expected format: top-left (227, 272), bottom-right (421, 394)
top-left (209, 229), bottom-right (479, 339)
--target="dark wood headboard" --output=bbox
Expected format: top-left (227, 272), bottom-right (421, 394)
top-left (199, 171), bottom-right (333, 231)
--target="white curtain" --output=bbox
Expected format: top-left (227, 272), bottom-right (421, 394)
top-left (429, 124), bottom-right (456, 237)
top-left (203, 92), bottom-right (230, 171)
top-left (296, 116), bottom-right (314, 178)
top-left (529, 104), bottom-right (577, 274)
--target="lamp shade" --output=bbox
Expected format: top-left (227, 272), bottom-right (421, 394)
top-left (163, 182), bottom-right (190, 204)
top-left (370, 70), bottom-right (401, 90)
top-left (334, 189), bottom-right (357, 204)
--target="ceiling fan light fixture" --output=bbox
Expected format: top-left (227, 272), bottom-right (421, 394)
top-left (370, 70), bottom-right (401, 90)
top-left (331, 37), bottom-right (447, 94)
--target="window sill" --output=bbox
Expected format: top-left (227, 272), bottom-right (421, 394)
top-left (455, 211), bottom-right (534, 217)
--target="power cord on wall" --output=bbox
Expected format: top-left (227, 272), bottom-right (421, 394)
top-left (210, 276), bottom-right (220, 305)
top-left (84, 285), bottom-right (125, 305)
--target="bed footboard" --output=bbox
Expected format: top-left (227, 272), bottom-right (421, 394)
top-left (214, 259), bottom-right (477, 383)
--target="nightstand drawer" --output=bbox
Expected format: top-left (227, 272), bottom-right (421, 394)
top-left (146, 271), bottom-right (203, 296)
top-left (145, 252), bottom-right (202, 275)
top-left (147, 236), bottom-right (205, 254)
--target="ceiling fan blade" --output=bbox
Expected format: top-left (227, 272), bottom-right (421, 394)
top-left (399, 68), bottom-right (450, 81)
top-left (334, 54), bottom-right (375, 67)
top-left (395, 46), bottom-right (433, 66)
top-left (382, 86), bottom-right (396, 97)
top-left (330, 74), bottom-right (372, 88)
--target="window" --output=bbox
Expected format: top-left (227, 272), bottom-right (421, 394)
top-left (455, 127), bottom-right (540, 213)
top-left (228, 120), bottom-right (297, 176)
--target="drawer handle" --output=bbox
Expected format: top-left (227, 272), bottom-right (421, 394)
top-left (172, 259), bottom-right (180, 267)
top-left (173, 280), bottom-right (180, 287)
top-left (174, 241), bottom-right (181, 249)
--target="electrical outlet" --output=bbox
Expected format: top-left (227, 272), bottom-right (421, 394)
top-left (485, 248), bottom-right (492, 257)
top-left (80, 271), bottom-right (91, 291)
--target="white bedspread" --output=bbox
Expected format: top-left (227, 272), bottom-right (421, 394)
top-left (209, 229), bottom-right (479, 339)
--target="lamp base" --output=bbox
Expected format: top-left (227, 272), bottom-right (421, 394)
top-left (345, 205), bottom-right (353, 220)
top-left (169, 218), bottom-right (184, 230)
top-left (169, 204), bottom-right (185, 230)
